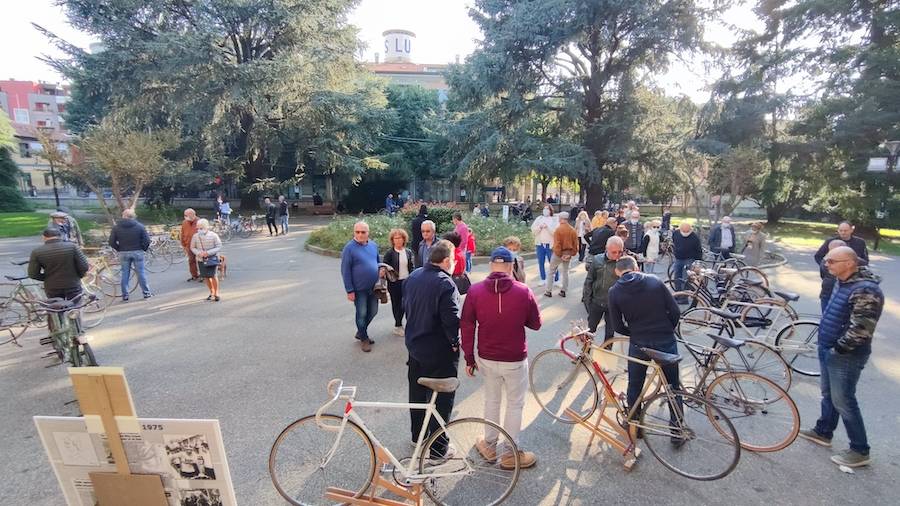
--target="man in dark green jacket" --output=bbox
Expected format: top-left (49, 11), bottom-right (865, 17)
top-left (28, 227), bottom-right (90, 300)
top-left (583, 236), bottom-right (624, 338)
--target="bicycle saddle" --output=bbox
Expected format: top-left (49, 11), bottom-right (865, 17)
top-left (774, 290), bottom-right (800, 302)
top-left (706, 333), bottom-right (745, 349)
top-left (417, 377), bottom-right (460, 393)
top-left (639, 348), bottom-right (682, 366)
top-left (4, 274), bottom-right (28, 281)
top-left (708, 308), bottom-right (741, 320)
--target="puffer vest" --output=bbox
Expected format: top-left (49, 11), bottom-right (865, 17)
top-left (819, 278), bottom-right (880, 348)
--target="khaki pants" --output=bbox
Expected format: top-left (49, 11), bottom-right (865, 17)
top-left (545, 254), bottom-right (571, 292)
top-left (476, 356), bottom-right (529, 446)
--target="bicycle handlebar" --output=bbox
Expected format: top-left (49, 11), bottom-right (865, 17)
top-left (315, 379), bottom-right (357, 430)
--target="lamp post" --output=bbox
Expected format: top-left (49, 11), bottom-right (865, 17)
top-left (866, 140), bottom-right (899, 251)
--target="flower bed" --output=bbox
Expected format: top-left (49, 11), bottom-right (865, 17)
top-left (308, 209), bottom-right (534, 256)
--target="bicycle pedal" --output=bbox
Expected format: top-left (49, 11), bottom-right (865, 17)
top-left (40, 337), bottom-right (54, 345)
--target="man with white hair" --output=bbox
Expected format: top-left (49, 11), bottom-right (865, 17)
top-left (108, 208), bottom-right (152, 300)
top-left (416, 220), bottom-right (437, 269)
top-left (341, 221), bottom-right (381, 352)
top-left (708, 216), bottom-right (736, 259)
top-left (623, 210), bottom-right (643, 252)
top-left (583, 236), bottom-right (625, 337)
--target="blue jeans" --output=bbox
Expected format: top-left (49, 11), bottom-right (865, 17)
top-left (672, 258), bottom-right (692, 292)
top-left (280, 215), bottom-right (289, 234)
top-left (465, 251), bottom-right (472, 272)
top-left (535, 243), bottom-right (558, 282)
top-left (627, 341), bottom-right (682, 415)
top-left (814, 345), bottom-right (871, 454)
top-left (353, 290), bottom-right (379, 341)
top-left (120, 250), bottom-right (151, 297)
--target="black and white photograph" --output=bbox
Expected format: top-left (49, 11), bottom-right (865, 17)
top-left (164, 434), bottom-right (216, 480)
top-left (179, 488), bottom-right (222, 506)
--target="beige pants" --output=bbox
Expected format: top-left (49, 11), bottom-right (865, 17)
top-left (476, 356), bottom-right (529, 446)
top-left (546, 254), bottom-right (571, 292)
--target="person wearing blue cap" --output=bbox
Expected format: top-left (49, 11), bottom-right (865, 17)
top-left (461, 247), bottom-right (542, 469)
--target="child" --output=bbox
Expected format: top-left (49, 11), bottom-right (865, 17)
top-left (503, 236), bottom-right (526, 283)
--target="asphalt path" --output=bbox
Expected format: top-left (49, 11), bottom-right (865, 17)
top-left (1, 217), bottom-right (898, 505)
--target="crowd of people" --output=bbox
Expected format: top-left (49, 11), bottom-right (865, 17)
top-left (338, 199), bottom-right (885, 471)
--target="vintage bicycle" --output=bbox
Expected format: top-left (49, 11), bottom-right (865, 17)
top-left (36, 295), bottom-right (99, 367)
top-left (530, 328), bottom-right (741, 481)
top-left (269, 378), bottom-right (521, 505)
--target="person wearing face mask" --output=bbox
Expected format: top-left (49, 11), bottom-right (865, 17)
top-left (623, 211), bottom-right (644, 253)
top-left (190, 219), bottom-right (222, 302)
top-left (503, 236), bottom-right (527, 283)
top-left (530, 205), bottom-right (559, 284)
top-left (639, 220), bottom-right (661, 273)
top-left (583, 237), bottom-right (625, 337)
top-left (402, 240), bottom-right (462, 459)
top-left (708, 216), bottom-right (736, 259)
top-left (672, 222), bottom-right (703, 298)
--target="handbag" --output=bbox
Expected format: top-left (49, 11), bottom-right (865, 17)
top-left (198, 234), bottom-right (219, 267)
top-left (452, 272), bottom-right (471, 295)
top-left (373, 278), bottom-right (389, 304)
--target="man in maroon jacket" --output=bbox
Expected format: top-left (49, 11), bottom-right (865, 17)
top-left (461, 247), bottom-right (542, 470)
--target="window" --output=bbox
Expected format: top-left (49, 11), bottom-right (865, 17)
top-left (34, 102), bottom-right (50, 112)
top-left (19, 142), bottom-right (31, 158)
top-left (14, 108), bottom-right (28, 124)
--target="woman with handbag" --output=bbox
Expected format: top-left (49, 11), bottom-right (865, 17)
top-left (190, 219), bottom-right (222, 301)
top-left (383, 229), bottom-right (415, 336)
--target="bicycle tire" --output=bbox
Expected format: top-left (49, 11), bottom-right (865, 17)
top-left (774, 321), bottom-right (820, 377)
top-left (727, 266), bottom-right (769, 289)
top-left (704, 372), bottom-right (799, 452)
top-left (420, 417), bottom-right (520, 506)
top-left (739, 298), bottom-right (799, 326)
top-left (720, 339), bottom-right (792, 392)
top-left (240, 222), bottom-right (253, 239)
top-left (268, 413), bottom-right (375, 506)
top-left (677, 307), bottom-right (735, 348)
top-left (639, 390), bottom-right (741, 481)
top-left (144, 246), bottom-right (174, 273)
top-left (529, 349), bottom-right (599, 423)
top-left (73, 342), bottom-right (98, 367)
top-left (81, 292), bottom-right (108, 329)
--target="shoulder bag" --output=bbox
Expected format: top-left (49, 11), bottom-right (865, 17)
top-left (199, 235), bottom-right (220, 267)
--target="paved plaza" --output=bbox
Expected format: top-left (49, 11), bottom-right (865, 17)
top-left (1, 216), bottom-right (898, 505)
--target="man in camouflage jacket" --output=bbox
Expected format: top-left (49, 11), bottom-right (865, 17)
top-left (798, 246), bottom-right (883, 468)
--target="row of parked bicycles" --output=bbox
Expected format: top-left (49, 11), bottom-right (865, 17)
top-left (210, 214), bottom-right (264, 242)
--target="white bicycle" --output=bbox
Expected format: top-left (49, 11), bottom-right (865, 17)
top-left (269, 378), bottom-right (521, 505)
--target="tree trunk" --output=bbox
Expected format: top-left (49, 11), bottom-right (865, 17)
top-left (585, 182), bottom-right (605, 213)
top-left (766, 204), bottom-right (786, 224)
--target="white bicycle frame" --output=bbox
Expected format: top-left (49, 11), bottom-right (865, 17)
top-left (314, 379), bottom-right (474, 484)
top-left (711, 299), bottom-right (819, 356)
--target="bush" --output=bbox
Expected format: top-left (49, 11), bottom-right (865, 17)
top-left (0, 187), bottom-right (32, 212)
top-left (308, 213), bottom-right (534, 256)
top-left (398, 205), bottom-right (460, 234)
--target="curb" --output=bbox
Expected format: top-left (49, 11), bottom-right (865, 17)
top-left (758, 252), bottom-right (789, 270)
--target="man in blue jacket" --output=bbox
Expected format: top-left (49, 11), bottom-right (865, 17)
top-left (708, 216), bottom-right (736, 259)
top-left (607, 256), bottom-right (682, 422)
top-left (340, 221), bottom-right (381, 352)
top-left (402, 240), bottom-right (461, 459)
top-left (798, 246), bottom-right (883, 468)
top-left (108, 208), bottom-right (152, 300)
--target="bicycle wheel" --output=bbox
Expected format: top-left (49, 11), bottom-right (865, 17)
top-left (144, 246), bottom-right (174, 273)
top-left (595, 337), bottom-right (630, 391)
top-left (677, 307), bottom-right (734, 349)
top-left (0, 302), bottom-right (29, 345)
top-left (80, 290), bottom-right (108, 329)
top-left (419, 417), bottom-right (520, 506)
top-left (72, 341), bottom-right (99, 367)
top-left (738, 298), bottom-right (798, 327)
top-left (720, 339), bottom-right (792, 392)
top-left (639, 390), bottom-right (741, 481)
top-left (727, 266), bottom-right (769, 289)
top-left (704, 372), bottom-right (799, 452)
top-left (97, 266), bottom-right (138, 298)
top-left (240, 221), bottom-right (253, 239)
top-left (269, 414), bottom-right (375, 506)
top-left (529, 349), bottom-right (599, 423)
top-left (774, 321), bottom-right (820, 377)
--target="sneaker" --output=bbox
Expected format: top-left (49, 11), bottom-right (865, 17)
top-left (393, 326), bottom-right (404, 337)
top-left (499, 450), bottom-right (536, 470)
top-left (475, 438), bottom-right (497, 462)
top-left (544, 291), bottom-right (552, 298)
top-left (360, 339), bottom-right (372, 352)
top-left (559, 290), bottom-right (566, 298)
top-left (798, 428), bottom-right (832, 448)
top-left (143, 293), bottom-right (153, 299)
top-left (831, 449), bottom-right (871, 468)
top-left (122, 295), bottom-right (129, 302)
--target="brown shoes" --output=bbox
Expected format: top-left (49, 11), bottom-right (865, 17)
top-left (360, 339), bottom-right (372, 352)
top-left (475, 438), bottom-right (497, 462)
top-left (500, 450), bottom-right (537, 470)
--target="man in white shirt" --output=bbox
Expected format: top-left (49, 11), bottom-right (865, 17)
top-left (709, 216), bottom-right (736, 259)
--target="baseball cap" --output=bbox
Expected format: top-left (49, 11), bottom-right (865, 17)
top-left (50, 211), bottom-right (67, 218)
top-left (490, 247), bottom-right (514, 263)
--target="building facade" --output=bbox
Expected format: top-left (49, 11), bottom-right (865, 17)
top-left (0, 80), bottom-right (75, 196)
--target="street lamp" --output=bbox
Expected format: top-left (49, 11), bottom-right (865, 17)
top-left (866, 140), bottom-right (899, 250)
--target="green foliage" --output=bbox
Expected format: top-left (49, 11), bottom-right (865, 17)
top-left (379, 84), bottom-right (443, 180)
top-left (0, 114), bottom-right (15, 150)
top-left (0, 148), bottom-right (30, 212)
top-left (0, 212), bottom-right (94, 238)
top-left (309, 213), bottom-right (534, 255)
top-left (398, 206), bottom-right (460, 234)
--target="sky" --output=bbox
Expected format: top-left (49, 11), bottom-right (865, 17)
top-left (0, 0), bottom-right (763, 103)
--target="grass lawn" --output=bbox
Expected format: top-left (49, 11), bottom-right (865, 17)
top-left (0, 212), bottom-right (97, 239)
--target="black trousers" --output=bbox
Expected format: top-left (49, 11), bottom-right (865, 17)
top-left (387, 279), bottom-right (405, 327)
top-left (266, 217), bottom-right (277, 234)
top-left (578, 242), bottom-right (587, 262)
top-left (586, 303), bottom-right (614, 340)
top-left (408, 353), bottom-right (458, 456)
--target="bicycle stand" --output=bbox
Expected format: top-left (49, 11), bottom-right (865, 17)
top-left (564, 404), bottom-right (641, 470)
top-left (325, 447), bottom-right (424, 506)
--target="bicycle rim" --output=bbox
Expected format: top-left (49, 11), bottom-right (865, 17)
top-left (704, 372), bottom-right (799, 452)
top-left (268, 414), bottom-right (374, 506)
top-left (775, 321), bottom-right (820, 377)
top-left (596, 337), bottom-right (633, 393)
top-left (639, 390), bottom-right (741, 481)
top-left (420, 417), bottom-right (520, 506)
top-left (529, 349), bottom-right (598, 423)
top-left (73, 342), bottom-right (99, 367)
top-left (721, 339), bottom-right (792, 392)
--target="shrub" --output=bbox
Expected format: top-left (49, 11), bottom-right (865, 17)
top-left (0, 187), bottom-right (32, 212)
top-left (398, 205), bottom-right (459, 234)
top-left (309, 213), bottom-right (534, 256)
